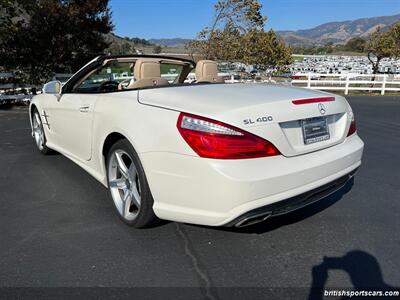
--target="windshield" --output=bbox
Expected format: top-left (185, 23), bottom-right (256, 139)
top-left (74, 59), bottom-right (189, 93)
top-left (75, 61), bottom-right (133, 93)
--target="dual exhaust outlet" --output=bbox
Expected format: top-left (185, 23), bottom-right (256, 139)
top-left (234, 211), bottom-right (272, 228)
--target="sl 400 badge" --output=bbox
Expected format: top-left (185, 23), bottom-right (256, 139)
top-left (243, 116), bottom-right (274, 126)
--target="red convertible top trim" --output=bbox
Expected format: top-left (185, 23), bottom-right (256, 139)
top-left (292, 97), bottom-right (335, 105)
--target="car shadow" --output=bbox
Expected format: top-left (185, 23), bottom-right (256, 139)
top-left (44, 149), bottom-right (60, 156)
top-left (202, 178), bottom-right (354, 234)
top-left (308, 250), bottom-right (399, 300)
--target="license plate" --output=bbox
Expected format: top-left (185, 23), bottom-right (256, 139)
top-left (301, 117), bottom-right (330, 145)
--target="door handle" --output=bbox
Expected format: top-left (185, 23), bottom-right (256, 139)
top-left (79, 105), bottom-right (90, 113)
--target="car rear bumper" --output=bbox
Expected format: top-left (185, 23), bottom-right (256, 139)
top-left (140, 134), bottom-right (364, 226)
top-left (225, 168), bottom-right (357, 227)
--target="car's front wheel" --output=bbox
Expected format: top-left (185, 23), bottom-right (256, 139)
top-left (32, 109), bottom-right (51, 155)
top-left (106, 139), bottom-right (159, 228)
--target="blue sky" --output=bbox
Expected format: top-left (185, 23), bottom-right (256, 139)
top-left (109, 0), bottom-right (400, 39)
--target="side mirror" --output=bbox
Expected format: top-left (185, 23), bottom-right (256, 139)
top-left (43, 80), bottom-right (62, 95)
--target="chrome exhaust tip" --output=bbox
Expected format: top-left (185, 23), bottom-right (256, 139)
top-left (234, 211), bottom-right (272, 228)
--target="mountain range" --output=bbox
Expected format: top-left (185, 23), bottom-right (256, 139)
top-left (277, 13), bottom-right (400, 46)
top-left (148, 14), bottom-right (400, 48)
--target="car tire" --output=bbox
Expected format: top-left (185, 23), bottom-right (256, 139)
top-left (32, 109), bottom-right (52, 155)
top-left (106, 139), bottom-right (159, 228)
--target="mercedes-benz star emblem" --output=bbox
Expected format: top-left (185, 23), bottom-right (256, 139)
top-left (318, 103), bottom-right (326, 115)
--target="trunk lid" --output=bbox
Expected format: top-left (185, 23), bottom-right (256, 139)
top-left (138, 83), bottom-right (352, 157)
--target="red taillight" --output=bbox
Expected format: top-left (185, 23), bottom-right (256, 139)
top-left (177, 113), bottom-right (280, 159)
top-left (347, 114), bottom-right (357, 136)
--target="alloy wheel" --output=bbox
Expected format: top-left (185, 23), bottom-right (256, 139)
top-left (32, 112), bottom-right (44, 151)
top-left (108, 149), bottom-right (141, 221)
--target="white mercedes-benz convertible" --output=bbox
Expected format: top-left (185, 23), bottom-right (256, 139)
top-left (30, 55), bottom-right (364, 228)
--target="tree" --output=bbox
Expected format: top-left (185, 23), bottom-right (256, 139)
top-left (240, 29), bottom-right (292, 69)
top-left (388, 22), bottom-right (400, 57)
top-left (0, 0), bottom-right (113, 84)
top-left (0, 1), bottom-right (22, 71)
top-left (190, 20), bottom-right (243, 61)
top-left (188, 0), bottom-right (292, 69)
top-left (345, 37), bottom-right (366, 53)
top-left (367, 23), bottom-right (400, 74)
top-left (153, 45), bottom-right (162, 54)
top-left (130, 37), bottom-right (151, 45)
top-left (188, 0), bottom-right (265, 59)
top-left (107, 42), bottom-right (136, 55)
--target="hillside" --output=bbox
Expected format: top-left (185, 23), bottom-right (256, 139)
top-left (105, 34), bottom-right (191, 54)
top-left (278, 14), bottom-right (400, 46)
top-left (104, 33), bottom-right (153, 52)
top-left (149, 38), bottom-right (192, 47)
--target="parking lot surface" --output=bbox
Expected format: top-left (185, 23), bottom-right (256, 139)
top-left (0, 96), bottom-right (399, 299)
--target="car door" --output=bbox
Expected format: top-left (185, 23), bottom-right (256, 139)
top-left (46, 59), bottom-right (133, 161)
top-left (47, 93), bottom-right (97, 161)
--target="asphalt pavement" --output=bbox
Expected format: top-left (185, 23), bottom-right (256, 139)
top-left (0, 96), bottom-right (399, 300)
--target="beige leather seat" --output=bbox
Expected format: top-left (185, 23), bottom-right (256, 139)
top-left (195, 60), bottom-right (223, 83)
top-left (127, 59), bottom-right (169, 89)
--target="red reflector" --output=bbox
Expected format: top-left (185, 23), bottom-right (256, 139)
top-left (292, 97), bottom-right (335, 105)
top-left (177, 113), bottom-right (281, 159)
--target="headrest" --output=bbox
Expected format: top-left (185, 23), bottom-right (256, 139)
top-left (127, 59), bottom-right (169, 89)
top-left (134, 59), bottom-right (161, 80)
top-left (195, 60), bottom-right (223, 83)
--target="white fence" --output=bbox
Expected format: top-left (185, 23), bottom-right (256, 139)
top-left (291, 73), bottom-right (400, 95)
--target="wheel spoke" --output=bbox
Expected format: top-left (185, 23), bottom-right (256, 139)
top-left (109, 178), bottom-right (126, 189)
top-left (115, 152), bottom-right (129, 178)
top-left (128, 163), bottom-right (137, 179)
top-left (35, 113), bottom-right (41, 126)
top-left (131, 184), bottom-right (141, 208)
top-left (122, 189), bottom-right (132, 217)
